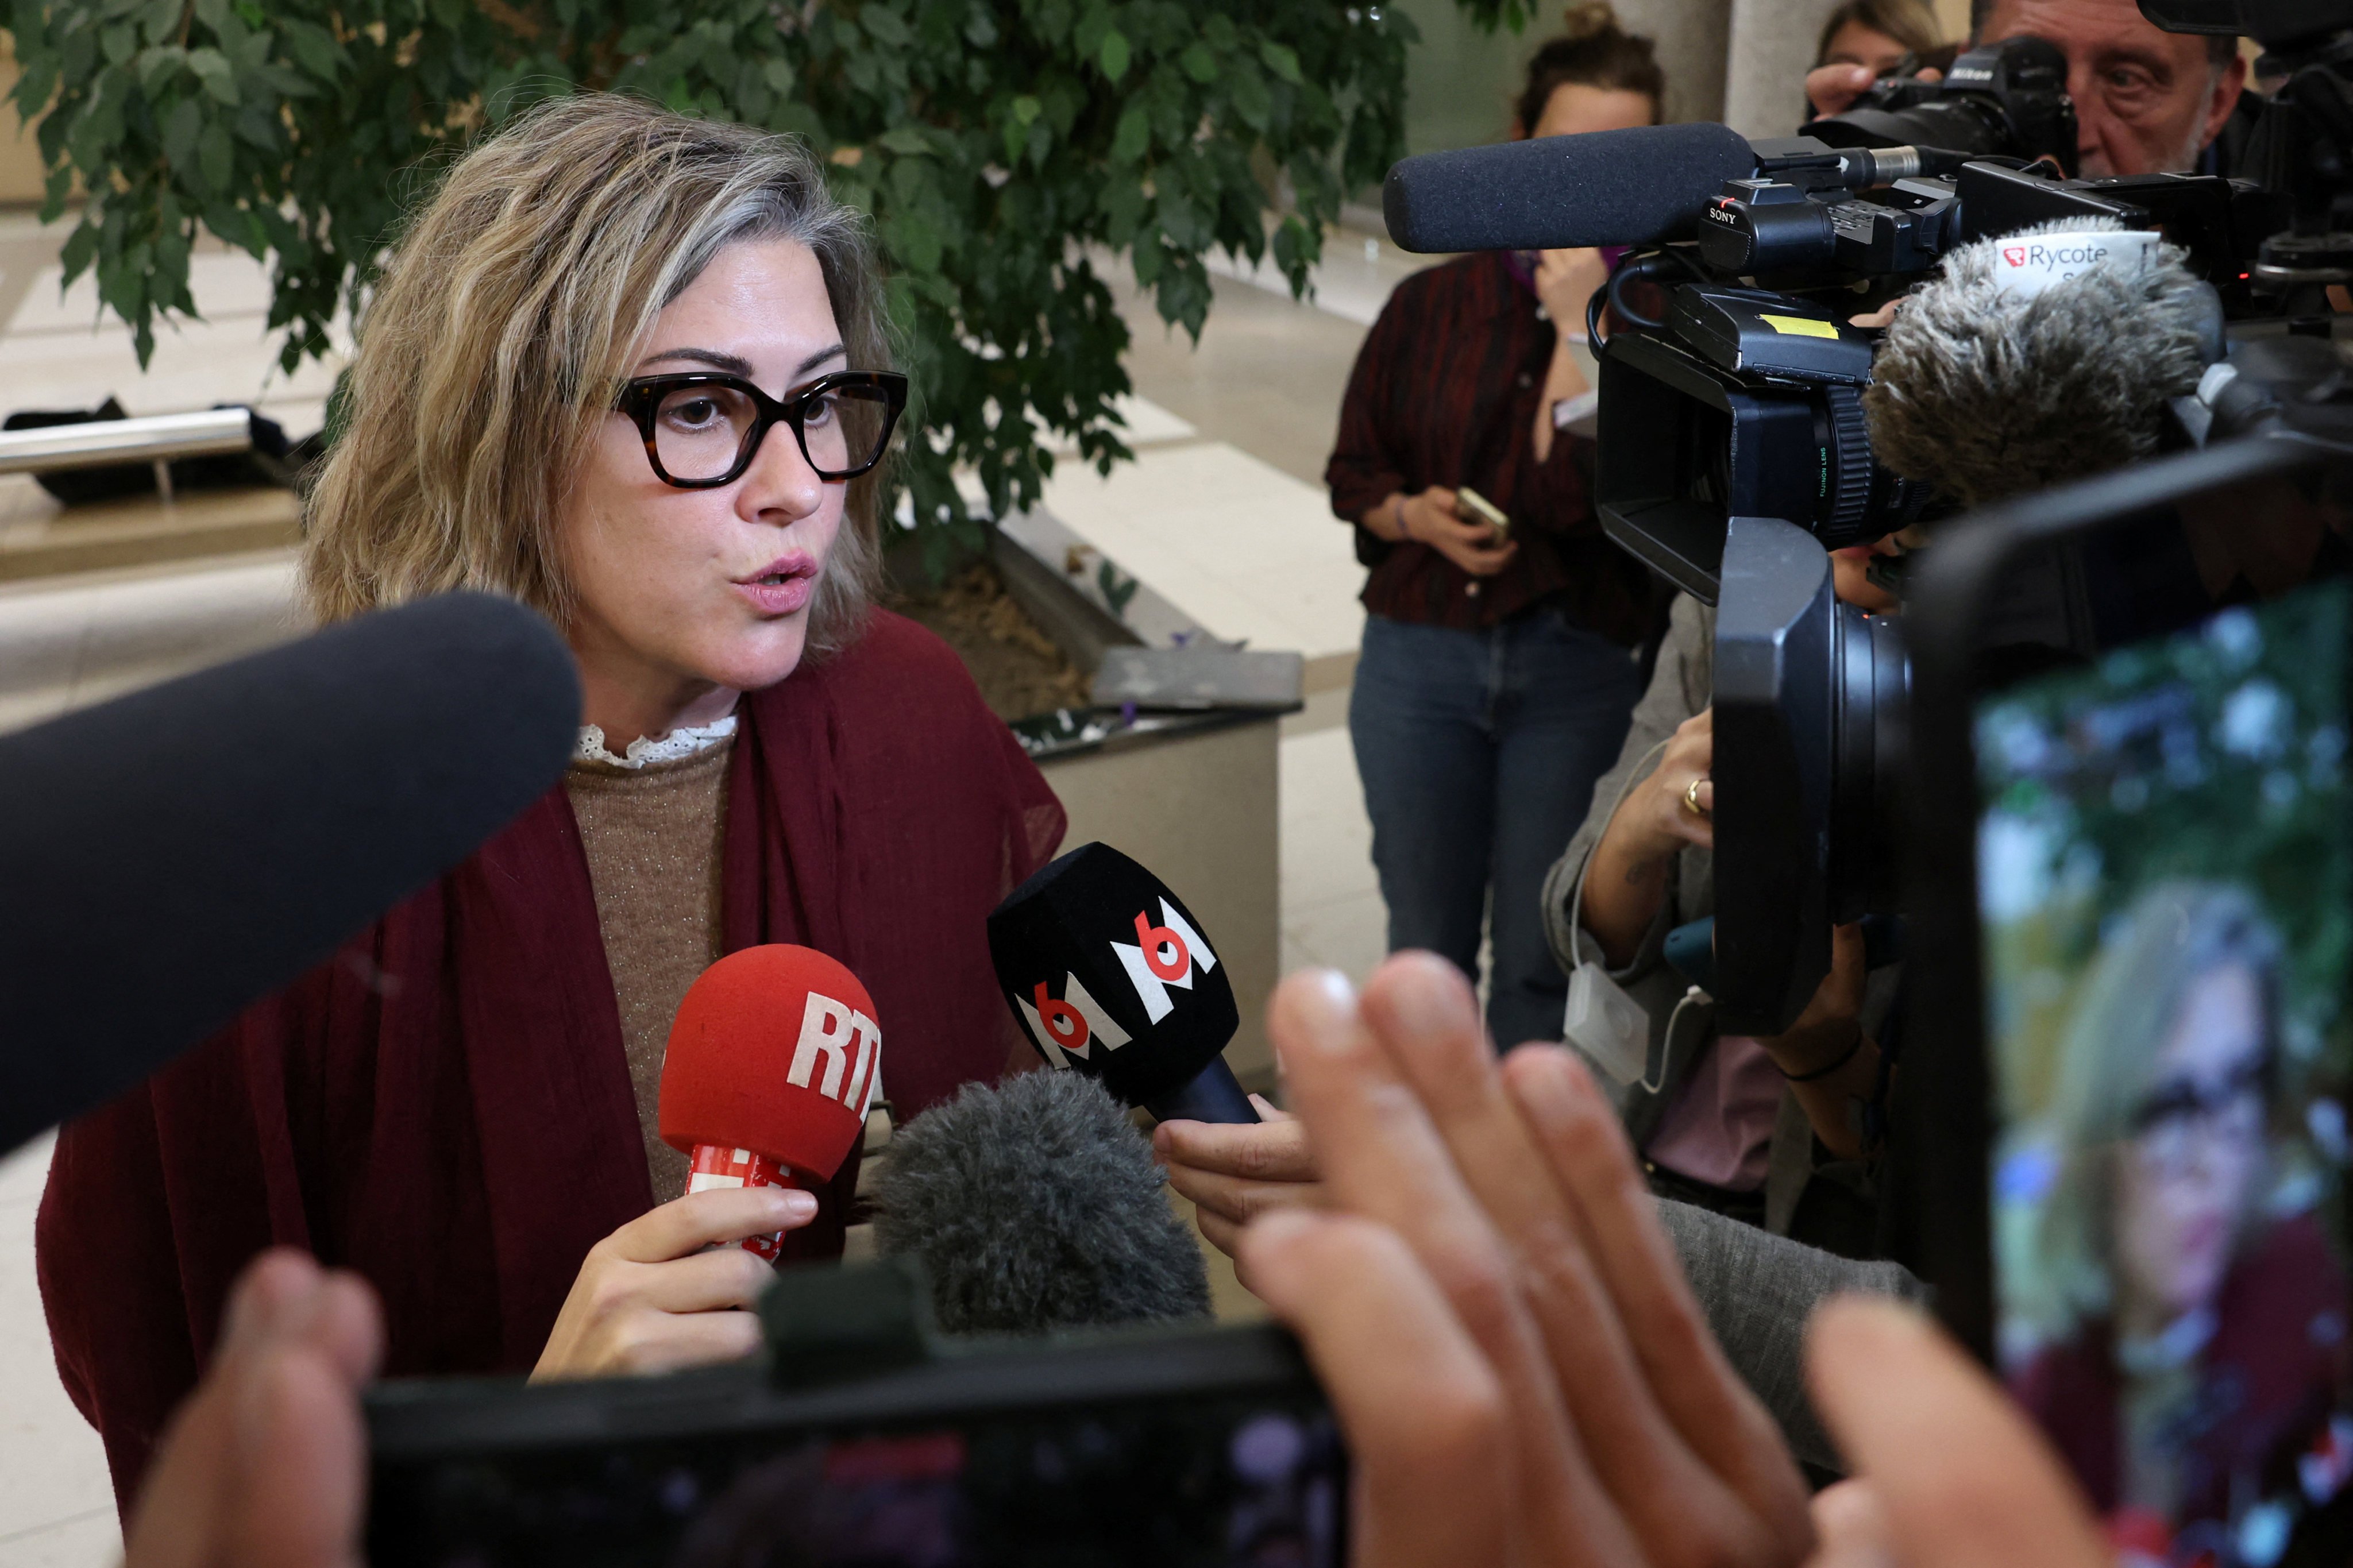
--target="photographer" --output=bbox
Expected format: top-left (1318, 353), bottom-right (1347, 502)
top-left (1537, 549), bottom-right (1905, 1253)
top-left (1327, 2), bottom-right (1663, 1052)
top-left (1806, 0), bottom-right (2245, 177)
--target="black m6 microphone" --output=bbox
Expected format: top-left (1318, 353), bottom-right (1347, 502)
top-left (0, 592), bottom-right (579, 1154)
top-left (1382, 121), bottom-right (1757, 253)
top-left (986, 841), bottom-right (1260, 1125)
top-left (869, 1068), bottom-right (1213, 1335)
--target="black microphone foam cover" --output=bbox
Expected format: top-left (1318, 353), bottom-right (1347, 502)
top-left (987, 841), bottom-right (1240, 1110)
top-left (0, 592), bottom-right (579, 1153)
top-left (1383, 121), bottom-right (1757, 253)
top-left (869, 1069), bottom-right (1213, 1335)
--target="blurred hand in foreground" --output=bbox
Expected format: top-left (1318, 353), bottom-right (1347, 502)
top-left (1237, 952), bottom-right (1815, 1568)
top-left (1237, 952), bottom-right (2109, 1568)
top-left (124, 1248), bottom-right (380, 1568)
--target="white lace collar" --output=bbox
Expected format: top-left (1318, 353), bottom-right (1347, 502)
top-left (574, 714), bottom-right (738, 770)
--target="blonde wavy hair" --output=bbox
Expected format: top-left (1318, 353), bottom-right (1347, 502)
top-left (2009, 881), bottom-right (2282, 1342)
top-left (303, 92), bottom-right (890, 656)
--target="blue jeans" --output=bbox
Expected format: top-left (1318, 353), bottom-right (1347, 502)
top-left (1348, 611), bottom-right (1642, 1050)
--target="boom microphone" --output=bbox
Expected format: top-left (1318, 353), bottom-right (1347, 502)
top-left (1382, 121), bottom-right (1757, 254)
top-left (659, 945), bottom-right (882, 1261)
top-left (1863, 219), bottom-right (2215, 507)
top-left (869, 1068), bottom-right (1213, 1335)
top-left (988, 843), bottom-right (1259, 1125)
top-left (0, 592), bottom-right (578, 1155)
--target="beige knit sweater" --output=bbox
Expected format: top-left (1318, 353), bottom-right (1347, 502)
top-left (565, 740), bottom-right (732, 1202)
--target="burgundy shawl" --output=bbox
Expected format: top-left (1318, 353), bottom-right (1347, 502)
top-left (36, 610), bottom-right (1065, 1508)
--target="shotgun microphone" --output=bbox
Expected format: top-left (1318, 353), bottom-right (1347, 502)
top-left (1382, 121), bottom-right (1757, 253)
top-left (0, 592), bottom-right (577, 1155)
top-left (986, 843), bottom-right (1260, 1125)
top-left (659, 944), bottom-right (882, 1261)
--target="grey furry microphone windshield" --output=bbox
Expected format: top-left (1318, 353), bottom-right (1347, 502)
top-left (868, 1068), bottom-right (1213, 1337)
top-left (1862, 218), bottom-right (2212, 508)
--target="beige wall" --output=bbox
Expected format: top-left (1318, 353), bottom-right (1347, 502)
top-left (0, 36), bottom-right (48, 207)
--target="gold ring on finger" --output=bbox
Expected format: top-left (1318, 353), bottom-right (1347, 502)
top-left (1683, 775), bottom-right (1710, 818)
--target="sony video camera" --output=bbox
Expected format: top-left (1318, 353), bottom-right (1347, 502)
top-left (1382, 31), bottom-right (2289, 1030)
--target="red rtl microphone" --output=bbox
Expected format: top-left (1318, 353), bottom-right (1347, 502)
top-left (658, 944), bottom-right (881, 1262)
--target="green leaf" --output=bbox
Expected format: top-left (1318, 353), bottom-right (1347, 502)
top-left (877, 124), bottom-right (930, 156)
top-left (161, 94), bottom-right (202, 174)
top-left (884, 208), bottom-right (943, 273)
top-left (196, 120), bottom-right (231, 190)
top-left (1179, 41), bottom-right (1217, 83)
top-left (1229, 61), bottom-right (1270, 130)
top-left (187, 47), bottom-right (236, 104)
top-left (1259, 40), bottom-right (1302, 84)
top-left (1099, 176), bottom-right (1146, 245)
top-left (859, 3), bottom-right (910, 47)
top-left (1110, 103), bottom-right (1149, 163)
top-left (57, 221), bottom-right (98, 282)
top-left (1100, 28), bottom-right (1129, 83)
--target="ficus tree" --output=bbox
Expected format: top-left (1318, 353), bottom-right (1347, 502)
top-left (5, 0), bottom-right (1527, 565)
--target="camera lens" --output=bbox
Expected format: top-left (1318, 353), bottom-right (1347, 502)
top-left (1827, 604), bottom-right (1908, 924)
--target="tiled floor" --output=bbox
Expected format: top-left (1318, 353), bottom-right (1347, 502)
top-left (0, 1134), bottom-right (114, 1566)
top-left (0, 219), bottom-right (1418, 1562)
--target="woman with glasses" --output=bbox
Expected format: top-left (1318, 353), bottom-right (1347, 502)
top-left (2004, 882), bottom-right (2347, 1548)
top-left (38, 95), bottom-right (1064, 1507)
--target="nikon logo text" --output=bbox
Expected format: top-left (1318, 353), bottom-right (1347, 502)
top-left (789, 991), bottom-right (881, 1114)
top-left (1017, 972), bottom-right (1132, 1067)
top-left (1110, 899), bottom-right (1219, 1022)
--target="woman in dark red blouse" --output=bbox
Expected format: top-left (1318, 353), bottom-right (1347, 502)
top-left (38, 96), bottom-right (1063, 1511)
top-left (1326, 3), bottom-right (1664, 1050)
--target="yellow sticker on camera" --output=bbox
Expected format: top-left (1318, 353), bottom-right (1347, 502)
top-left (1759, 314), bottom-right (1841, 339)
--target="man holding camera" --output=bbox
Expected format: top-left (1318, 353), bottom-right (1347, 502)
top-left (1808, 0), bottom-right (2246, 177)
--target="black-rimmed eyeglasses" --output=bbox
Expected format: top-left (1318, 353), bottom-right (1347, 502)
top-left (615, 370), bottom-right (908, 489)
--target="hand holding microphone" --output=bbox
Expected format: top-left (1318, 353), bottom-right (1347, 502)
top-left (1155, 1100), bottom-right (1318, 1266)
top-left (531, 1185), bottom-right (817, 1381)
top-left (537, 944), bottom-right (881, 1380)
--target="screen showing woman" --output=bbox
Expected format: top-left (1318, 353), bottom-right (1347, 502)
top-left (1977, 581), bottom-right (2353, 1568)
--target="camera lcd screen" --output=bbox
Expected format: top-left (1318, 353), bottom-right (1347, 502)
top-left (368, 1384), bottom-right (1343, 1568)
top-left (1973, 571), bottom-right (2353, 1566)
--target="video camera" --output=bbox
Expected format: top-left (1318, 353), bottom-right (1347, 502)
top-left (1383, 3), bottom-right (2353, 1032)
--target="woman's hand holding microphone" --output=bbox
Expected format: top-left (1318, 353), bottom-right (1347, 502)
top-left (532, 1185), bottom-right (818, 1381)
